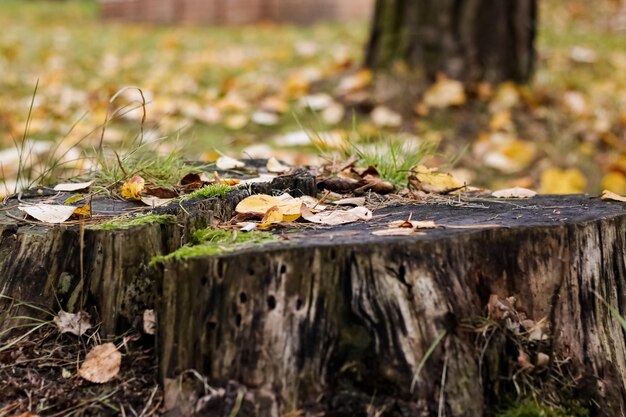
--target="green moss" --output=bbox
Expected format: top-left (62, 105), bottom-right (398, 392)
top-left (91, 213), bottom-right (176, 230)
top-left (151, 228), bottom-right (276, 265)
top-left (497, 398), bottom-right (588, 417)
top-left (182, 184), bottom-right (232, 200)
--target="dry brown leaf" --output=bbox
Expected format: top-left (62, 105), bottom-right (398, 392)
top-left (18, 204), bottom-right (77, 223)
top-left (266, 157), bottom-right (290, 173)
top-left (78, 343), bottom-right (121, 383)
top-left (54, 310), bottom-right (92, 336)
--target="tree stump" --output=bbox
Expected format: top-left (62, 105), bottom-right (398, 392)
top-left (156, 195), bottom-right (626, 416)
top-left (2, 174), bottom-right (626, 416)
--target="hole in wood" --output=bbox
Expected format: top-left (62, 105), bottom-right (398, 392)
top-left (248, 267), bottom-right (255, 276)
top-left (267, 295), bottom-right (277, 311)
top-left (239, 292), bottom-right (247, 304)
top-left (280, 264), bottom-right (287, 274)
top-left (235, 313), bottom-right (242, 327)
top-left (296, 298), bottom-right (304, 310)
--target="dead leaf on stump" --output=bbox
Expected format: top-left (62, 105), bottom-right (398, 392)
top-left (54, 310), bottom-right (92, 336)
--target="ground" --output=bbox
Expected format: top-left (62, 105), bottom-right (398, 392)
top-left (1, 0), bottom-right (626, 198)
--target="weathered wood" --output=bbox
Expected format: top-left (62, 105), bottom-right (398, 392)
top-left (0, 170), bottom-right (315, 336)
top-left (156, 196), bottom-right (626, 416)
top-left (365, 0), bottom-right (537, 83)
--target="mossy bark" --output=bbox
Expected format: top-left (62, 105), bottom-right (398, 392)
top-left (365, 0), bottom-right (537, 83)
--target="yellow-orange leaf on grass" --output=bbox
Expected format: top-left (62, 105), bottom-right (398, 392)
top-left (120, 175), bottom-right (145, 200)
top-left (78, 343), bottom-right (121, 384)
top-left (336, 69), bottom-right (372, 94)
top-left (539, 168), bottom-right (587, 194)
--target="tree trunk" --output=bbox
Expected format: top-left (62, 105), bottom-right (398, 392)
top-left (365, 0), bottom-right (537, 83)
top-left (157, 195), bottom-right (626, 417)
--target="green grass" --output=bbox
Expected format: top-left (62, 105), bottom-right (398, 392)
top-left (91, 213), bottom-right (176, 230)
top-left (151, 228), bottom-right (277, 264)
top-left (352, 137), bottom-right (438, 187)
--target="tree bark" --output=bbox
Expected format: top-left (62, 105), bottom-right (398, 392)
top-left (157, 195), bottom-right (626, 417)
top-left (0, 170), bottom-right (315, 336)
top-left (365, 0), bottom-right (537, 83)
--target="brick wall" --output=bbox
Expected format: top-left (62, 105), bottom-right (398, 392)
top-left (99, 0), bottom-right (374, 25)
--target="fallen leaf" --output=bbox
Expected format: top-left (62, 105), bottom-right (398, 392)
top-left (120, 175), bottom-right (145, 200)
top-left (251, 111), bottom-right (279, 126)
top-left (18, 204), bottom-right (77, 223)
top-left (371, 106), bottom-right (402, 128)
top-left (491, 187), bottom-right (537, 198)
top-left (536, 352), bottom-right (550, 369)
top-left (336, 69), bottom-right (372, 94)
top-left (540, 168), bottom-right (587, 194)
top-left (601, 172), bottom-right (626, 195)
top-left (301, 205), bottom-right (372, 225)
top-left (372, 227), bottom-right (420, 236)
top-left (423, 77), bottom-right (466, 108)
top-left (332, 197), bottom-right (366, 206)
top-left (53, 180), bottom-right (95, 192)
top-left (266, 157), bottom-right (290, 173)
top-left (322, 103), bottom-right (345, 125)
top-left (259, 205), bottom-right (283, 228)
top-left (179, 173), bottom-right (204, 190)
top-left (73, 204), bottom-right (91, 218)
top-left (411, 165), bottom-right (464, 194)
top-left (235, 194), bottom-right (302, 221)
top-left (78, 343), bottom-right (122, 384)
top-left (54, 310), bottom-right (92, 336)
top-left (224, 114), bottom-right (249, 130)
top-left (145, 186), bottom-right (180, 198)
top-left (299, 94), bottom-right (333, 110)
top-left (601, 190), bottom-right (626, 202)
top-left (216, 155), bottom-right (245, 170)
top-left (141, 195), bottom-right (174, 207)
top-left (143, 309), bottom-right (156, 335)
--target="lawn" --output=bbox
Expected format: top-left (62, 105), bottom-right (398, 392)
top-left (1, 0), bottom-right (626, 197)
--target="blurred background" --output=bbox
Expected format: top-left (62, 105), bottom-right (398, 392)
top-left (1, 0), bottom-right (626, 197)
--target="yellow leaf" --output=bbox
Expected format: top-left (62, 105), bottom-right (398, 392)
top-left (73, 205), bottom-right (91, 218)
top-left (539, 168), bottom-right (587, 194)
top-left (413, 165), bottom-right (464, 193)
top-left (258, 206), bottom-right (283, 228)
top-left (120, 175), bottom-right (145, 200)
top-left (601, 172), bottom-right (626, 195)
top-left (236, 194), bottom-right (279, 216)
top-left (235, 194), bottom-right (302, 221)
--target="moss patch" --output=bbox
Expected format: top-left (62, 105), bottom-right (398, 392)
top-left (182, 184), bottom-right (232, 200)
top-left (497, 398), bottom-right (588, 417)
top-left (151, 228), bottom-right (276, 265)
top-left (91, 213), bottom-right (176, 230)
